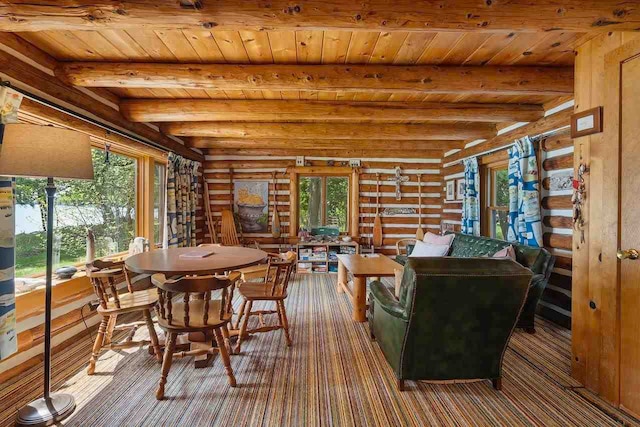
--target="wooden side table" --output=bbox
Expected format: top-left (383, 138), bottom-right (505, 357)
top-left (336, 254), bottom-right (403, 322)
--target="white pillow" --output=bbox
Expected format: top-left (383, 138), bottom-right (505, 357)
top-left (408, 240), bottom-right (449, 257)
top-left (423, 232), bottom-right (455, 247)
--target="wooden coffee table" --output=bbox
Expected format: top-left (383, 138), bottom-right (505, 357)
top-left (336, 254), bottom-right (403, 322)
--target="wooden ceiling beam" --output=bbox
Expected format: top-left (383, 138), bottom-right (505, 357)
top-left (57, 63), bottom-right (574, 96)
top-left (444, 109), bottom-right (573, 163)
top-left (205, 148), bottom-right (444, 159)
top-left (1, 1), bottom-right (638, 32)
top-left (190, 138), bottom-right (466, 151)
top-left (163, 122), bottom-right (496, 140)
top-left (0, 48), bottom-right (201, 161)
top-left (121, 99), bottom-right (544, 123)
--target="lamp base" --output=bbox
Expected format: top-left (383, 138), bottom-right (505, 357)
top-left (16, 393), bottom-right (76, 426)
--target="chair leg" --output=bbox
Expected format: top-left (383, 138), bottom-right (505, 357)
top-left (87, 317), bottom-right (109, 375)
top-left (397, 379), bottom-right (405, 391)
top-left (234, 300), bottom-right (253, 354)
top-left (143, 309), bottom-right (162, 362)
top-left (156, 332), bottom-right (177, 400)
top-left (104, 314), bottom-right (117, 345)
top-left (234, 299), bottom-right (247, 330)
top-left (492, 378), bottom-right (502, 391)
top-left (277, 300), bottom-right (292, 347)
top-left (214, 328), bottom-right (237, 387)
top-left (221, 324), bottom-right (232, 353)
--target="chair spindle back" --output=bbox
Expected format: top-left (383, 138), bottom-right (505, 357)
top-left (86, 259), bottom-right (126, 310)
top-left (152, 274), bottom-right (233, 328)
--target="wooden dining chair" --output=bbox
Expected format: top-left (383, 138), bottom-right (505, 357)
top-left (85, 260), bottom-right (162, 375)
top-left (233, 255), bottom-right (296, 354)
top-left (151, 273), bottom-right (238, 400)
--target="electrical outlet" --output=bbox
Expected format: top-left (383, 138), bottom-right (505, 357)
top-left (296, 156), bottom-right (305, 166)
top-left (349, 159), bottom-right (361, 167)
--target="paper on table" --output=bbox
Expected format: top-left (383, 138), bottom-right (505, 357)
top-left (179, 249), bottom-right (216, 259)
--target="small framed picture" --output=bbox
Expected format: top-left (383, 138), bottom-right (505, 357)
top-left (456, 179), bottom-right (465, 200)
top-left (446, 181), bottom-right (455, 201)
top-left (571, 107), bottom-right (603, 138)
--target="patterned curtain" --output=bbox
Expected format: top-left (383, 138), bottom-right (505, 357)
top-left (0, 177), bottom-right (17, 360)
top-left (165, 153), bottom-right (201, 248)
top-left (461, 157), bottom-right (480, 236)
top-left (507, 136), bottom-right (543, 247)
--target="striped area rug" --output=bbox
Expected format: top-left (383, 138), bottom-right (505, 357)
top-left (0, 274), bottom-right (637, 426)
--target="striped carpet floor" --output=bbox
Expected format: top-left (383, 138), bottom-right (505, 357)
top-left (1, 274), bottom-right (638, 426)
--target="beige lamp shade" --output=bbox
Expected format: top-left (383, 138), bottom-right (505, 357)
top-left (0, 124), bottom-right (94, 179)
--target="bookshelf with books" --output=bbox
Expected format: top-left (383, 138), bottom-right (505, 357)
top-left (296, 241), bottom-right (359, 274)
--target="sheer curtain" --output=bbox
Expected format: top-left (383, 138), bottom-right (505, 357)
top-left (165, 153), bottom-right (201, 248)
top-left (507, 136), bottom-right (543, 247)
top-left (461, 157), bottom-right (480, 236)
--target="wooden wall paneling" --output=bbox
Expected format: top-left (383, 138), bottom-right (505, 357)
top-left (570, 33), bottom-right (640, 402)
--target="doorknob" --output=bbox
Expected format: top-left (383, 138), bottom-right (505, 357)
top-left (617, 249), bottom-right (640, 260)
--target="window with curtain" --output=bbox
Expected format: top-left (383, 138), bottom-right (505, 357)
top-left (14, 148), bottom-right (137, 278)
top-left (482, 161), bottom-right (509, 240)
top-left (299, 176), bottom-right (349, 233)
top-left (153, 162), bottom-right (166, 247)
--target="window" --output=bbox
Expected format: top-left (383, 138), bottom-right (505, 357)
top-left (15, 148), bottom-right (137, 278)
top-left (482, 162), bottom-right (509, 240)
top-left (299, 176), bottom-right (349, 233)
top-left (153, 162), bottom-right (166, 246)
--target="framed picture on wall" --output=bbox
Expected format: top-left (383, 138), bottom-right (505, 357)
top-left (233, 180), bottom-right (270, 233)
top-left (446, 181), bottom-right (455, 201)
top-left (456, 179), bottom-right (465, 201)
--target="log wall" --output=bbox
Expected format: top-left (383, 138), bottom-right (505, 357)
top-left (439, 131), bottom-right (573, 329)
top-left (202, 153), bottom-right (444, 255)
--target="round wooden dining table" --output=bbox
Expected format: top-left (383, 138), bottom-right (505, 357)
top-left (125, 246), bottom-right (268, 276)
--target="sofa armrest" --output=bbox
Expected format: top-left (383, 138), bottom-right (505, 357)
top-left (370, 280), bottom-right (408, 320)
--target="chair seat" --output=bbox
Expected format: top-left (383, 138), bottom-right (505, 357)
top-left (236, 264), bottom-right (268, 281)
top-left (98, 288), bottom-right (158, 314)
top-left (237, 282), bottom-right (286, 301)
top-left (156, 299), bottom-right (230, 332)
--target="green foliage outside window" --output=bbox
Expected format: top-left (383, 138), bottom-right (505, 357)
top-left (15, 148), bottom-right (136, 277)
top-left (299, 176), bottom-right (348, 233)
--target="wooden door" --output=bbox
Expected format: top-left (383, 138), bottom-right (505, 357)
top-left (605, 37), bottom-right (640, 418)
top-left (619, 49), bottom-right (640, 419)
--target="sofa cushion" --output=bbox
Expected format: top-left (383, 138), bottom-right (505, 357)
top-left (493, 245), bottom-right (516, 260)
top-left (409, 241), bottom-right (450, 258)
top-left (423, 232), bottom-right (455, 247)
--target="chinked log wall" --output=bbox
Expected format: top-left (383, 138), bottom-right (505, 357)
top-left (440, 131), bottom-right (574, 329)
top-left (203, 154), bottom-right (443, 256)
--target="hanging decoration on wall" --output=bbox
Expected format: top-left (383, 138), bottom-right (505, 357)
top-left (386, 166), bottom-right (409, 200)
top-left (0, 85), bottom-right (23, 124)
top-left (549, 173), bottom-right (573, 191)
top-left (572, 161), bottom-right (588, 244)
top-left (383, 207), bottom-right (416, 216)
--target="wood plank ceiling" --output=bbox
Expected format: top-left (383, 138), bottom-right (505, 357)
top-left (14, 28), bottom-right (582, 153)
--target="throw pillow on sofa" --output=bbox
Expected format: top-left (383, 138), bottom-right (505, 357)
top-left (409, 240), bottom-right (450, 258)
top-left (423, 232), bottom-right (455, 247)
top-left (493, 245), bottom-right (516, 260)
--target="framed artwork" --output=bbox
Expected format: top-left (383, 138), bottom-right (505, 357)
top-left (571, 107), bottom-right (603, 138)
top-left (456, 179), bottom-right (465, 201)
top-left (234, 180), bottom-right (269, 233)
top-left (445, 181), bottom-right (455, 201)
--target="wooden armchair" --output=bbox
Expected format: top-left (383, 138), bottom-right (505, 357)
top-left (85, 260), bottom-right (162, 375)
top-left (234, 255), bottom-right (296, 354)
top-left (151, 273), bottom-right (238, 400)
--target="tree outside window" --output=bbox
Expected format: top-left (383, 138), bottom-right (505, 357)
top-left (299, 176), bottom-right (349, 233)
top-left (14, 148), bottom-right (137, 277)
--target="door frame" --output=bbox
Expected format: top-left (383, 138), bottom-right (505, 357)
top-left (599, 37), bottom-right (640, 407)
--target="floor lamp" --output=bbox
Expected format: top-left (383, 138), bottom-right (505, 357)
top-left (0, 124), bottom-right (94, 426)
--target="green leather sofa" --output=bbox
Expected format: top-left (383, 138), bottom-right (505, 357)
top-left (368, 257), bottom-right (533, 391)
top-left (395, 232), bottom-right (555, 333)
